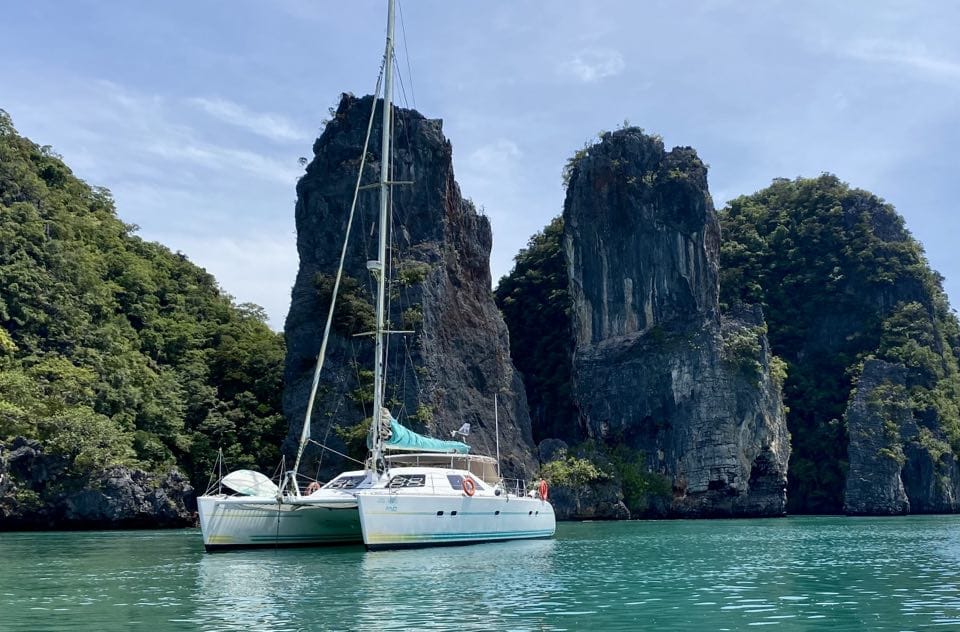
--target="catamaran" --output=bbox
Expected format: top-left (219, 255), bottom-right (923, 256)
top-left (196, 0), bottom-right (554, 551)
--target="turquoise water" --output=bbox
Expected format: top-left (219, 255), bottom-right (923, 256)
top-left (2, 516), bottom-right (960, 631)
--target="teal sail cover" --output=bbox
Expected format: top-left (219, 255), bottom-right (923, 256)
top-left (370, 416), bottom-right (470, 453)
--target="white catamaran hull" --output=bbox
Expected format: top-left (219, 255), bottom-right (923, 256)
top-left (197, 495), bottom-right (361, 550)
top-left (356, 492), bottom-right (555, 550)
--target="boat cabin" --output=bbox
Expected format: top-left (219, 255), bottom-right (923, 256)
top-left (384, 452), bottom-right (499, 485)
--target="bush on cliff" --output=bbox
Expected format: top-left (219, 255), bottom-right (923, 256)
top-left (541, 449), bottom-right (606, 488)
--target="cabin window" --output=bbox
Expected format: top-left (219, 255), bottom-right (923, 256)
top-left (387, 474), bottom-right (426, 488)
top-left (324, 475), bottom-right (366, 490)
top-left (447, 474), bottom-right (481, 491)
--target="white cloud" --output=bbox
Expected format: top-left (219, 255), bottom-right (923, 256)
top-left (2, 76), bottom-right (302, 327)
top-left (558, 48), bottom-right (625, 83)
top-left (157, 232), bottom-right (298, 331)
top-left (467, 139), bottom-right (521, 170)
top-left (188, 96), bottom-right (311, 143)
top-left (82, 83), bottom-right (301, 185)
top-left (145, 138), bottom-right (300, 185)
top-left (842, 38), bottom-right (960, 82)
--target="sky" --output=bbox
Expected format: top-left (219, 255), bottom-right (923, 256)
top-left (2, 1), bottom-right (959, 330)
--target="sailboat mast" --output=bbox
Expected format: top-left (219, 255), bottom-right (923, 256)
top-left (494, 393), bottom-right (501, 479)
top-left (370, 0), bottom-right (396, 471)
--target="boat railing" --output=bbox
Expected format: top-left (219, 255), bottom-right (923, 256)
top-left (499, 477), bottom-right (528, 497)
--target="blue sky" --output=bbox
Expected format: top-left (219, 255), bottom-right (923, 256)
top-left (3, 1), bottom-right (959, 329)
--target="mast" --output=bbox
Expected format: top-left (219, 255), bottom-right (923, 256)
top-left (287, 2), bottom-right (392, 493)
top-left (494, 394), bottom-right (501, 479)
top-left (369, 0), bottom-right (396, 472)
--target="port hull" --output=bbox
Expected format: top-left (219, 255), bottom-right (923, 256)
top-left (197, 495), bottom-right (362, 550)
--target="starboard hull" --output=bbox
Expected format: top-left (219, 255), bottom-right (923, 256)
top-left (197, 495), bottom-right (362, 550)
top-left (356, 492), bottom-right (555, 550)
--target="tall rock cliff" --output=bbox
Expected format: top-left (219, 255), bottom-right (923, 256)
top-left (563, 129), bottom-right (790, 517)
top-left (283, 94), bottom-right (535, 479)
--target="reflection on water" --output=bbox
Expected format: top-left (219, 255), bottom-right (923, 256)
top-left (192, 539), bottom-right (559, 631)
top-left (353, 539), bottom-right (558, 630)
top-left (2, 517), bottom-right (960, 630)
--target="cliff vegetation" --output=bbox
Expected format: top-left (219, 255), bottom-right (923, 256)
top-left (500, 142), bottom-right (960, 517)
top-left (494, 216), bottom-right (577, 444)
top-left (282, 94), bottom-right (535, 481)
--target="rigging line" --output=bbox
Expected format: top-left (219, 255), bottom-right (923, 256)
top-left (272, 458), bottom-right (285, 482)
top-left (316, 379), bottom-right (347, 474)
top-left (397, 0), bottom-right (417, 109)
top-left (397, 334), bottom-right (408, 421)
top-left (307, 439), bottom-right (366, 467)
top-left (388, 121), bottom-right (416, 424)
top-left (203, 449), bottom-right (221, 496)
top-left (385, 103), bottom-right (408, 412)
top-left (392, 51), bottom-right (411, 110)
top-left (392, 62), bottom-right (416, 180)
top-left (381, 97), bottom-right (398, 411)
top-left (359, 66), bottom-right (389, 313)
top-left (350, 338), bottom-right (369, 422)
top-left (389, 242), bottom-right (411, 422)
top-left (403, 334), bottom-right (422, 397)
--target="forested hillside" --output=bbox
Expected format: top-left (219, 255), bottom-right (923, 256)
top-left (0, 109), bottom-right (286, 507)
top-left (719, 175), bottom-right (960, 513)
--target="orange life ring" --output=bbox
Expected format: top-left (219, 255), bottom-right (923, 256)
top-left (306, 481), bottom-right (321, 494)
top-left (462, 477), bottom-right (476, 497)
top-left (538, 479), bottom-right (548, 501)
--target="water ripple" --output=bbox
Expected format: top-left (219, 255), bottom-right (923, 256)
top-left (2, 517), bottom-right (960, 630)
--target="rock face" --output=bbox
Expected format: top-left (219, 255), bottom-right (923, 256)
top-left (283, 94), bottom-right (535, 479)
top-left (563, 129), bottom-right (790, 517)
top-left (0, 437), bottom-right (195, 529)
top-left (844, 360), bottom-right (911, 515)
top-left (844, 359), bottom-right (960, 514)
top-left (549, 479), bottom-right (631, 521)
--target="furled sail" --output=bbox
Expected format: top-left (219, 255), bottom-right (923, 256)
top-left (370, 410), bottom-right (470, 453)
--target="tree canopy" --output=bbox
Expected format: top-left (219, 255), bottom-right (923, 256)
top-left (0, 109), bottom-right (287, 489)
